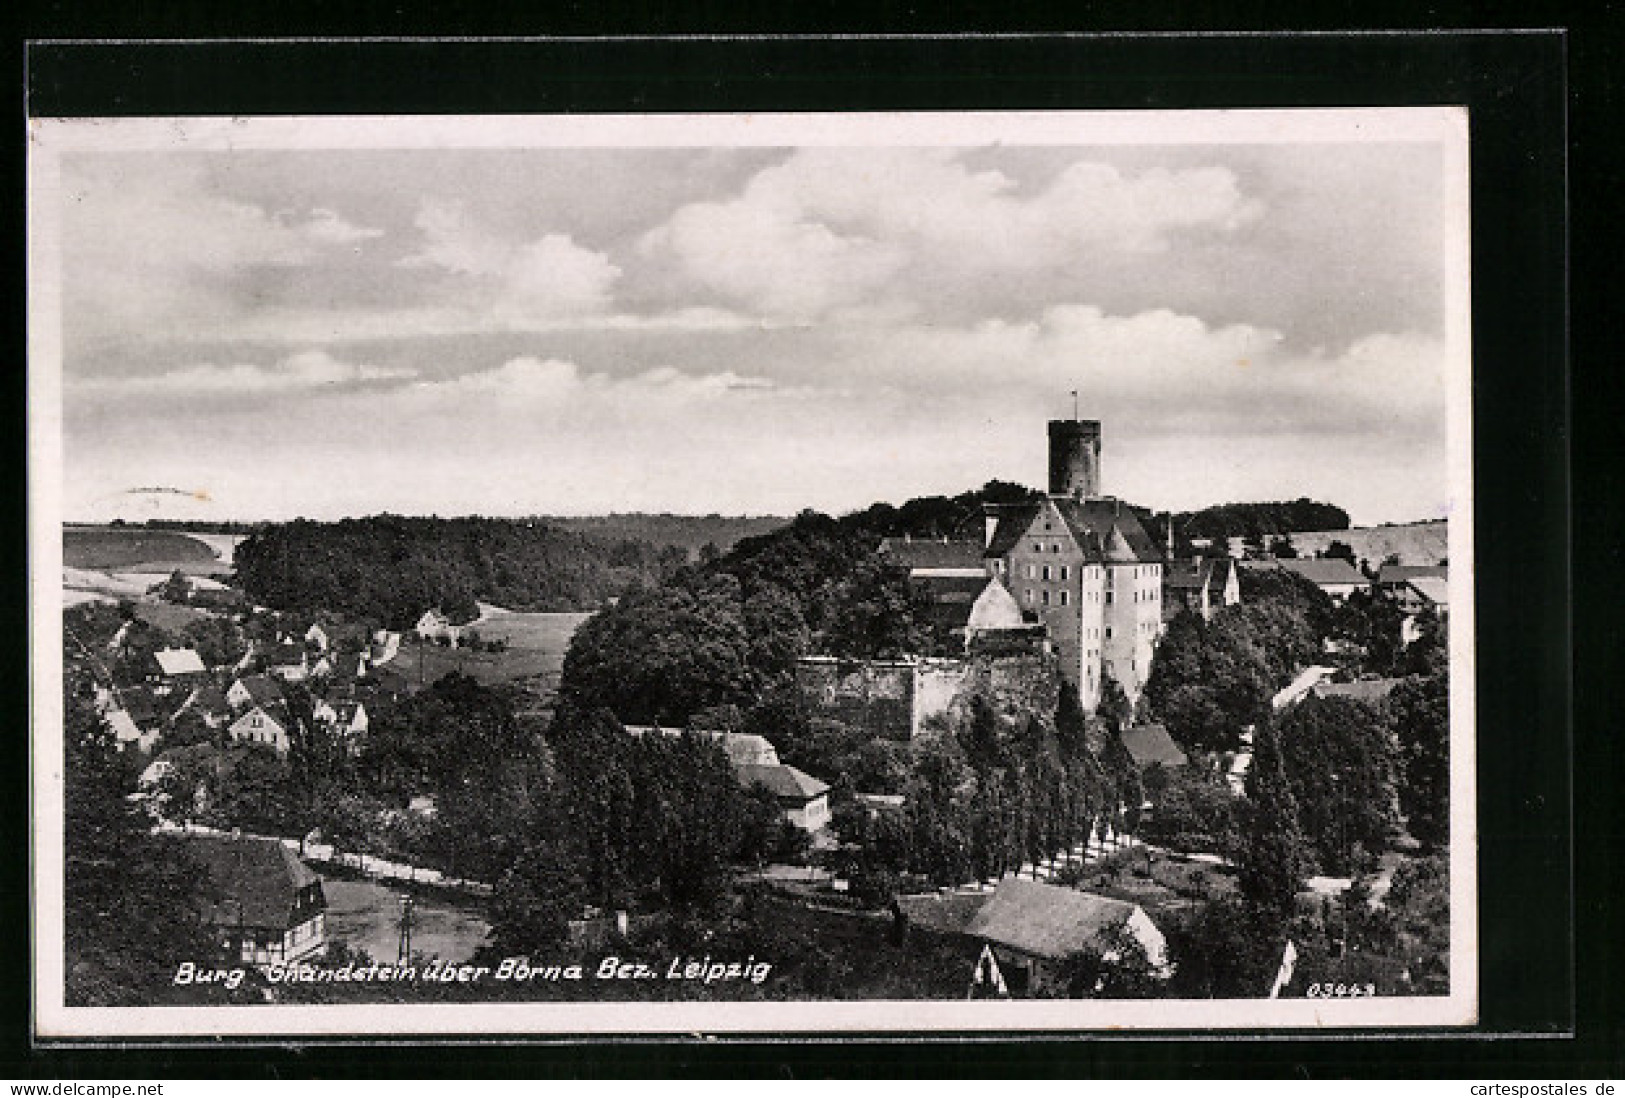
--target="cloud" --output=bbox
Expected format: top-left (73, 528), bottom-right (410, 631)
top-left (640, 148), bottom-right (1261, 321)
top-left (73, 350), bottom-right (416, 395)
top-left (298, 207), bottom-right (385, 246)
top-left (398, 199), bottom-right (620, 320)
top-left (60, 159), bottom-right (386, 347)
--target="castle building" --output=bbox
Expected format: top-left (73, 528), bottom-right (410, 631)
top-left (982, 419), bottom-right (1165, 712)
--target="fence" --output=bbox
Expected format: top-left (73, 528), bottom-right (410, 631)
top-left (155, 821), bottom-right (495, 898)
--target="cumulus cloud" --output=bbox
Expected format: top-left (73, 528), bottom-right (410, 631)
top-left (640, 148), bottom-right (1261, 321)
top-left (298, 207), bottom-right (386, 246)
top-left (398, 199), bottom-right (620, 320)
top-left (61, 159), bottom-right (386, 347)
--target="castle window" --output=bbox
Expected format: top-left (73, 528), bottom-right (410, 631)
top-left (1059, 590), bottom-right (1070, 606)
top-left (1105, 592), bottom-right (1113, 604)
top-left (1042, 565), bottom-right (1052, 581)
top-left (1041, 590), bottom-right (1050, 605)
top-left (1061, 566), bottom-right (1070, 581)
top-left (1025, 589), bottom-right (1033, 604)
top-left (1106, 627), bottom-right (1113, 639)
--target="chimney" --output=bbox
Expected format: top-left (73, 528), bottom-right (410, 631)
top-left (1048, 419), bottom-right (1102, 499)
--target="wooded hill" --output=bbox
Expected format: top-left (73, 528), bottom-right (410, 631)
top-left (234, 515), bottom-right (690, 627)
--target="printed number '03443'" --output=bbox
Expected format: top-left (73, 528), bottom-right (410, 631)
top-left (1306, 983), bottom-right (1377, 998)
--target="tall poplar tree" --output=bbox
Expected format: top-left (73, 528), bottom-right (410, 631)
top-left (1240, 719), bottom-right (1309, 938)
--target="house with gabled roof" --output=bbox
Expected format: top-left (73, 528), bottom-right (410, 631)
top-left (106, 708), bottom-right (159, 753)
top-left (175, 683), bottom-right (232, 729)
top-left (1162, 557), bottom-right (1241, 623)
top-left (304, 623), bottom-right (330, 652)
top-left (1246, 557), bottom-right (1368, 604)
top-left (1118, 723), bottom-right (1188, 773)
top-left (1376, 563), bottom-right (1448, 600)
top-left (735, 763), bottom-right (831, 832)
top-left (228, 705), bottom-right (292, 755)
top-left (184, 835), bottom-right (327, 965)
top-left (227, 673), bottom-right (284, 713)
top-left (963, 876), bottom-right (1171, 996)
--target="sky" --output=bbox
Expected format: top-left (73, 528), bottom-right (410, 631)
top-left (49, 121), bottom-right (1459, 526)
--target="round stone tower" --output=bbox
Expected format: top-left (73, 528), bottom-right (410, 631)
top-left (1048, 419), bottom-right (1102, 499)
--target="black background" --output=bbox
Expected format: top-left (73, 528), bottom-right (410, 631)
top-left (8, 8), bottom-right (1610, 1081)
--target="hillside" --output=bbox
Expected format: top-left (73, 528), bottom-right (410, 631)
top-left (233, 515), bottom-right (688, 627)
top-left (538, 513), bottom-right (787, 556)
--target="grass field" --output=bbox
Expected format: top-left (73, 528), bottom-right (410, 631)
top-left (387, 610), bottom-right (592, 694)
top-left (321, 876), bottom-right (490, 965)
top-left (63, 526), bottom-right (225, 572)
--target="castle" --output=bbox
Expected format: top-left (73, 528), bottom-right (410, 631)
top-left (980, 418), bottom-right (1166, 712)
top-left (832, 418), bottom-right (1167, 729)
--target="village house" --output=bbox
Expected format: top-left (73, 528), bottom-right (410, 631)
top-left (1376, 563), bottom-right (1448, 601)
top-left (621, 724), bottom-right (828, 830)
top-left (185, 835), bottom-right (327, 965)
top-left (894, 877), bottom-right (1172, 996)
top-left (228, 705), bottom-right (292, 755)
top-left (1118, 723), bottom-right (1189, 774)
top-left (174, 683), bottom-right (233, 729)
top-left (148, 647), bottom-right (207, 695)
top-left (1395, 574), bottom-right (1449, 618)
top-left (265, 640), bottom-right (309, 682)
top-left (623, 725), bottom-right (781, 767)
top-left (227, 673), bottom-right (284, 713)
top-left (1244, 557), bottom-right (1368, 604)
top-left (1161, 557), bottom-right (1241, 622)
top-left (964, 877), bottom-right (1171, 995)
top-left (1310, 676), bottom-right (1405, 707)
top-left (105, 707), bottom-right (159, 753)
top-left (735, 763), bottom-right (832, 832)
top-left (414, 609), bottom-right (464, 645)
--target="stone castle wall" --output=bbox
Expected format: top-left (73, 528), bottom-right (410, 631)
top-left (795, 651), bottom-right (1061, 741)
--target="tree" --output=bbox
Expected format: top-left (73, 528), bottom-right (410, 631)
top-left (818, 557), bottom-right (933, 659)
top-left (1276, 696), bottom-right (1401, 873)
top-left (1138, 767), bottom-right (1245, 859)
top-left (1389, 672), bottom-right (1450, 848)
top-left (487, 839), bottom-right (588, 955)
top-left (1240, 720), bottom-right (1310, 936)
top-left (63, 675), bottom-right (219, 1005)
top-left (156, 569), bottom-right (192, 605)
top-left (1322, 540), bottom-right (1357, 566)
top-left (1385, 854), bottom-right (1450, 994)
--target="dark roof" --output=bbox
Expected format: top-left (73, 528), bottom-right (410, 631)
top-left (183, 835), bottom-right (322, 929)
top-left (1377, 564), bottom-right (1447, 586)
top-left (879, 538), bottom-right (986, 571)
top-left (1311, 678), bottom-right (1404, 705)
top-left (894, 890), bottom-right (993, 937)
top-left (186, 684), bottom-right (231, 715)
top-left (736, 763), bottom-right (830, 803)
top-left (983, 502), bottom-right (1043, 559)
top-left (1119, 724), bottom-right (1189, 769)
top-left (1053, 498), bottom-right (1161, 562)
top-left (1164, 561), bottom-right (1208, 590)
top-left (985, 498), bottom-right (1162, 565)
top-left (235, 674), bottom-right (284, 708)
top-left (119, 685), bottom-right (160, 722)
top-left (966, 877), bottom-right (1143, 961)
top-left (1276, 559), bottom-right (1367, 587)
top-left (267, 643), bottom-right (306, 667)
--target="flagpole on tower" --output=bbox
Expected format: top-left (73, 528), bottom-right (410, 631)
top-left (1070, 389), bottom-right (1078, 420)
